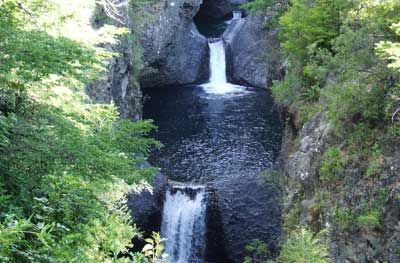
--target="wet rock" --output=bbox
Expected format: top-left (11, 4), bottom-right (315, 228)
top-left (224, 12), bottom-right (282, 88)
top-left (139, 0), bottom-right (209, 88)
top-left (127, 169), bottom-right (168, 234)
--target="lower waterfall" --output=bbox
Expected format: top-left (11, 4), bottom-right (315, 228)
top-left (161, 186), bottom-right (206, 263)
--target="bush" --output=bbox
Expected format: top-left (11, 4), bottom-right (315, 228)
top-left (332, 207), bottom-right (353, 230)
top-left (279, 0), bottom-right (349, 60)
top-left (244, 239), bottom-right (271, 263)
top-left (319, 147), bottom-right (345, 182)
top-left (0, 1), bottom-right (161, 262)
top-left (356, 210), bottom-right (381, 230)
top-left (278, 228), bottom-right (329, 263)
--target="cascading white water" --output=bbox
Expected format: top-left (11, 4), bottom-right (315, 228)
top-left (202, 39), bottom-right (245, 94)
top-left (233, 10), bottom-right (242, 20)
top-left (209, 40), bottom-right (227, 84)
top-left (161, 186), bottom-right (206, 263)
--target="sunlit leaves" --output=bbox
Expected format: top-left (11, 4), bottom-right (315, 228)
top-left (376, 22), bottom-right (400, 71)
top-left (0, 0), bottom-right (160, 262)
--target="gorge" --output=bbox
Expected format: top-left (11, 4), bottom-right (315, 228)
top-left (3, 0), bottom-right (400, 262)
top-left (138, 7), bottom-right (283, 262)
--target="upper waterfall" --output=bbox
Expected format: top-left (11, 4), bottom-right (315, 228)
top-left (202, 38), bottom-right (247, 94)
top-left (161, 185), bottom-right (206, 263)
top-left (209, 39), bottom-right (227, 84)
top-left (233, 11), bottom-right (242, 20)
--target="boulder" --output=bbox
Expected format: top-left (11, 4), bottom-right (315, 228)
top-left (139, 0), bottom-right (209, 88)
top-left (212, 175), bottom-right (282, 262)
top-left (127, 170), bottom-right (168, 234)
top-left (224, 12), bottom-right (282, 88)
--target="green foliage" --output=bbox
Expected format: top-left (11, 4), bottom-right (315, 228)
top-left (242, 0), bottom-right (275, 14)
top-left (332, 207), bottom-right (353, 230)
top-left (376, 22), bottom-right (400, 71)
top-left (142, 232), bottom-right (167, 263)
top-left (0, 0), bottom-right (161, 262)
top-left (244, 239), bottom-right (271, 263)
top-left (356, 209), bottom-right (381, 230)
top-left (319, 147), bottom-right (345, 182)
top-left (279, 0), bottom-right (349, 60)
top-left (278, 228), bottom-right (329, 263)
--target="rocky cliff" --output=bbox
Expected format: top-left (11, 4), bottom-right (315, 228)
top-left (138, 0), bottom-right (209, 88)
top-left (86, 5), bottom-right (143, 120)
top-left (281, 107), bottom-right (400, 262)
top-left (213, 175), bottom-right (282, 262)
top-left (224, 11), bottom-right (282, 88)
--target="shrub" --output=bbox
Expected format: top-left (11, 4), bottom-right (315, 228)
top-left (332, 207), bottom-right (353, 230)
top-left (356, 210), bottom-right (381, 230)
top-left (244, 239), bottom-right (271, 263)
top-left (278, 228), bottom-right (329, 263)
top-left (319, 147), bottom-right (345, 182)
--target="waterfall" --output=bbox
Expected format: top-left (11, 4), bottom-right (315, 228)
top-left (233, 11), bottom-right (242, 20)
top-left (209, 39), bottom-right (227, 84)
top-left (161, 186), bottom-right (206, 263)
top-left (202, 38), bottom-right (246, 94)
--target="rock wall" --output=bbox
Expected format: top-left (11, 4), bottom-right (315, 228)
top-left (224, 11), bottom-right (282, 88)
top-left (86, 42), bottom-right (142, 120)
top-left (127, 168), bottom-right (168, 235)
top-left (87, 6), bottom-right (142, 120)
top-left (282, 108), bottom-right (400, 262)
top-left (139, 0), bottom-right (209, 88)
top-left (213, 175), bottom-right (282, 262)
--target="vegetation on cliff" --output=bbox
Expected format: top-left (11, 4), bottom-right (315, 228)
top-left (244, 0), bottom-right (400, 262)
top-left (0, 0), bottom-right (161, 262)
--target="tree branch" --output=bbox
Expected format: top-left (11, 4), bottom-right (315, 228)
top-left (392, 107), bottom-right (400, 123)
top-left (97, 0), bottom-right (128, 25)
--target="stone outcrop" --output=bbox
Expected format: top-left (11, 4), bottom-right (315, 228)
top-left (87, 7), bottom-right (142, 120)
top-left (224, 12), bottom-right (282, 88)
top-left (212, 175), bottom-right (282, 262)
top-left (127, 168), bottom-right (168, 235)
top-left (86, 41), bottom-right (142, 120)
top-left (139, 0), bottom-right (209, 88)
top-left (283, 107), bottom-right (400, 262)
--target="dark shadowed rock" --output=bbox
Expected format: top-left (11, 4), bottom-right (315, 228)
top-left (212, 175), bottom-right (282, 262)
top-left (139, 0), bottom-right (209, 88)
top-left (224, 12), bottom-right (282, 88)
top-left (87, 7), bottom-right (142, 120)
top-left (197, 0), bottom-right (248, 19)
top-left (127, 169), bottom-right (168, 234)
top-left (86, 46), bottom-right (142, 120)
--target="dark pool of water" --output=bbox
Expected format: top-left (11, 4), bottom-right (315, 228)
top-left (144, 85), bottom-right (282, 183)
top-left (194, 16), bottom-right (231, 37)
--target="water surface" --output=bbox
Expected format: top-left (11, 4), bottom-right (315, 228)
top-left (144, 85), bottom-right (282, 183)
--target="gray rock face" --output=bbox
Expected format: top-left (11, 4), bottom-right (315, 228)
top-left (197, 0), bottom-right (248, 18)
top-left (87, 7), bottom-right (142, 120)
top-left (224, 12), bottom-right (282, 88)
top-left (287, 110), bottom-right (331, 185)
top-left (86, 43), bottom-right (142, 120)
top-left (283, 108), bottom-right (400, 262)
top-left (127, 169), bottom-right (168, 234)
top-left (139, 0), bottom-right (209, 88)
